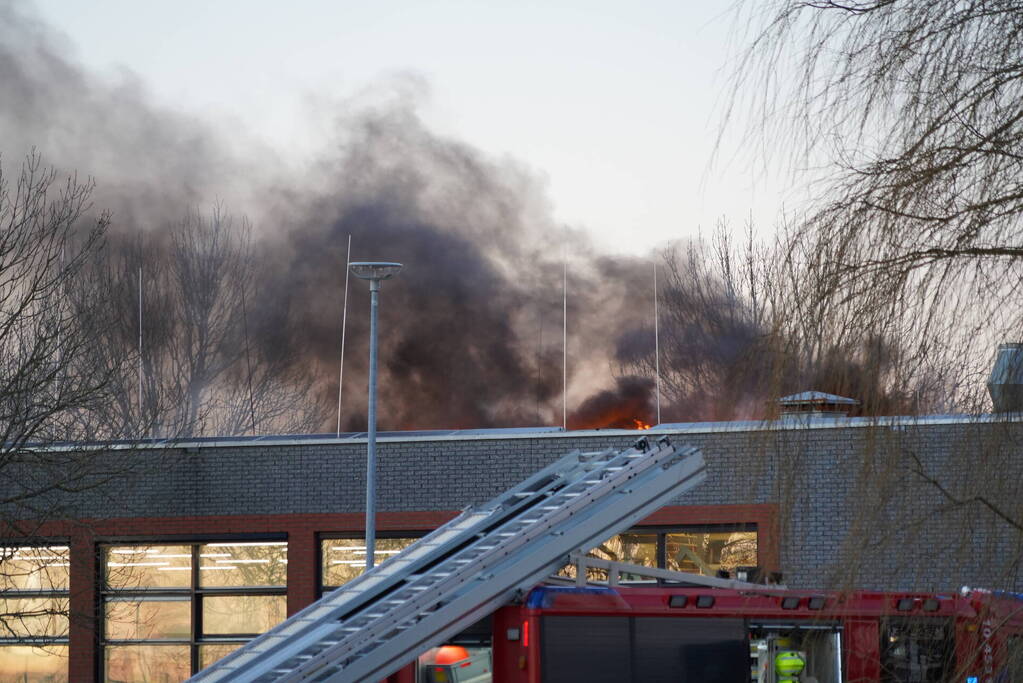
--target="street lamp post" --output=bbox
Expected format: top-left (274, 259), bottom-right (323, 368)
top-left (350, 261), bottom-right (403, 570)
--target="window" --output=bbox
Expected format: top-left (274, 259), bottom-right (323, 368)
top-left (0, 545), bottom-right (70, 683)
top-left (102, 541), bottom-right (287, 682)
top-left (320, 536), bottom-right (422, 591)
top-left (665, 527), bottom-right (757, 575)
top-left (584, 524), bottom-right (758, 578)
top-left (880, 618), bottom-right (953, 683)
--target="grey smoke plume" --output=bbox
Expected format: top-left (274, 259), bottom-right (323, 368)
top-left (0, 0), bottom-right (665, 432)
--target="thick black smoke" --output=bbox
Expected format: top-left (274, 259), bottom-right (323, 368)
top-left (0, 0), bottom-right (666, 432)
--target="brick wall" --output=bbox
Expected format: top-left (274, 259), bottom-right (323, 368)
top-left (10, 418), bottom-right (1023, 593)
top-left (7, 417), bottom-right (1022, 681)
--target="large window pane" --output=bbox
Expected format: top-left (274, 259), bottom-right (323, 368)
top-left (0, 645), bottom-right (68, 683)
top-left (105, 598), bottom-right (191, 641)
top-left (0, 547), bottom-right (70, 592)
top-left (589, 534), bottom-right (658, 567)
top-left (666, 529), bottom-right (757, 575)
top-left (105, 546), bottom-right (192, 589)
top-left (321, 538), bottom-right (418, 588)
top-left (202, 595), bottom-right (286, 636)
top-left (0, 597), bottom-right (69, 638)
top-left (557, 534), bottom-right (658, 582)
top-left (199, 643), bottom-right (242, 669)
top-left (198, 542), bottom-right (287, 588)
top-left (104, 644), bottom-right (190, 683)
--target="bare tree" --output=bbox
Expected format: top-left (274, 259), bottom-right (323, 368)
top-left (726, 0), bottom-right (1023, 608)
top-left (163, 207), bottom-right (253, 435)
top-left (618, 222), bottom-right (921, 420)
top-left (0, 153), bottom-right (143, 510)
top-left (95, 206), bottom-right (326, 438)
top-left (0, 153), bottom-right (148, 648)
top-left (730, 0), bottom-right (1023, 409)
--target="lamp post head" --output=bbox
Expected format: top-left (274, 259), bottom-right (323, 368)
top-left (350, 262), bottom-right (403, 282)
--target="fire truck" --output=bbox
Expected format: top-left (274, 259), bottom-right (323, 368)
top-left (417, 583), bottom-right (1023, 683)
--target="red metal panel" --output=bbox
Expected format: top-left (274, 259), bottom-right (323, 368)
top-left (844, 618), bottom-right (880, 683)
top-left (492, 607), bottom-right (525, 683)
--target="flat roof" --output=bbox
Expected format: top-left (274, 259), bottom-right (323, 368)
top-left (36, 412), bottom-right (1022, 451)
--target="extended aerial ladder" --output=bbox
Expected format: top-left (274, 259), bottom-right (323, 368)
top-left (188, 436), bottom-right (706, 683)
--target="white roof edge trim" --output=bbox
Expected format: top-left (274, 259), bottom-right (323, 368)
top-left (24, 412), bottom-right (1023, 452)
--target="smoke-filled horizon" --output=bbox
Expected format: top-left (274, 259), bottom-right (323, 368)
top-left (1, 1), bottom-right (684, 434)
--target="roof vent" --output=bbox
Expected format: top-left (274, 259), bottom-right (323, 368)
top-left (988, 343), bottom-right (1023, 413)
top-left (778, 391), bottom-right (859, 420)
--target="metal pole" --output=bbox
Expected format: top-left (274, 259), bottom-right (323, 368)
top-left (562, 256), bottom-right (567, 430)
top-left (138, 265), bottom-right (144, 436)
top-left (654, 259), bottom-right (661, 425)
top-left (365, 279), bottom-right (380, 570)
top-left (337, 234), bottom-right (352, 437)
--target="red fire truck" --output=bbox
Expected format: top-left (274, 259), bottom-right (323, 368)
top-left (413, 584), bottom-right (1023, 683)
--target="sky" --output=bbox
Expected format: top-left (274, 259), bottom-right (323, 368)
top-left (30, 0), bottom-right (795, 256)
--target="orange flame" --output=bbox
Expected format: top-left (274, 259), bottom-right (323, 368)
top-left (633, 419), bottom-right (652, 430)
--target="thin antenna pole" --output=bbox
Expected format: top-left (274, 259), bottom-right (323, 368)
top-left (138, 265), bottom-right (143, 436)
top-left (654, 258), bottom-right (662, 425)
top-left (336, 234), bottom-right (352, 438)
top-left (241, 283), bottom-right (257, 435)
top-left (562, 249), bottom-right (567, 431)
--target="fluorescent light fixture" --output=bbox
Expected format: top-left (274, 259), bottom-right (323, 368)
top-left (111, 550), bottom-right (142, 555)
top-left (200, 566), bottom-right (237, 571)
top-left (107, 562), bottom-right (171, 567)
top-left (206, 542), bottom-right (287, 547)
top-left (199, 553), bottom-right (231, 558)
top-left (331, 546), bottom-right (367, 551)
top-left (331, 560), bottom-right (367, 566)
top-left (145, 554), bottom-right (192, 559)
top-left (215, 559), bottom-right (269, 564)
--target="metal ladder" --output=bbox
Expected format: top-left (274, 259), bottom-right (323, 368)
top-left (188, 436), bottom-right (706, 683)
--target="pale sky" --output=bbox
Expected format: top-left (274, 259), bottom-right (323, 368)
top-left (32, 0), bottom-right (795, 255)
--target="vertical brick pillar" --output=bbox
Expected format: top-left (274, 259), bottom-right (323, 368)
top-left (69, 529), bottom-right (97, 683)
top-left (287, 525), bottom-right (318, 616)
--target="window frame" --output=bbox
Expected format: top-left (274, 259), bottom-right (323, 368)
top-left (99, 537), bottom-right (287, 680)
